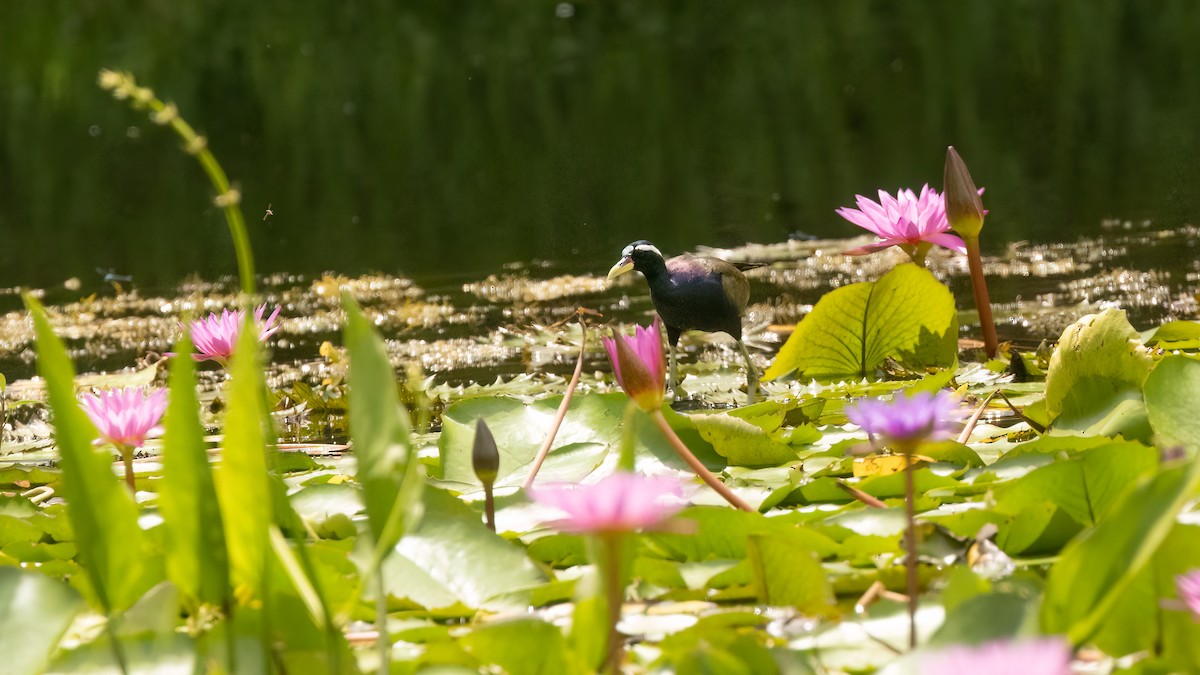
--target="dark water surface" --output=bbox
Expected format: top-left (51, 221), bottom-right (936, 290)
top-left (2, 1), bottom-right (1199, 291)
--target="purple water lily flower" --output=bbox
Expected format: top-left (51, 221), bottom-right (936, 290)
top-left (837, 185), bottom-right (967, 258)
top-left (845, 390), bottom-right (961, 449)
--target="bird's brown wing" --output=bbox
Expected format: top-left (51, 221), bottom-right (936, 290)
top-left (687, 256), bottom-right (750, 311)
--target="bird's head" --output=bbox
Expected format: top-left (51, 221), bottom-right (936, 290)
top-left (607, 240), bottom-right (664, 280)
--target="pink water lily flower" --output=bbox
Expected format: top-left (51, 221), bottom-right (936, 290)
top-left (922, 637), bottom-right (1072, 675)
top-left (602, 319), bottom-right (667, 412)
top-left (845, 390), bottom-right (962, 450)
top-left (529, 472), bottom-right (685, 535)
top-left (81, 386), bottom-right (168, 449)
top-left (837, 185), bottom-right (967, 258)
top-left (186, 304), bottom-right (282, 365)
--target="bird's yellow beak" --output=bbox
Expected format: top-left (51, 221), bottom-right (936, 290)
top-left (607, 257), bottom-right (634, 280)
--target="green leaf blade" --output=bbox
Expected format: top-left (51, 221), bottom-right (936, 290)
top-left (160, 332), bottom-right (230, 607)
top-left (214, 315), bottom-right (274, 596)
top-left (344, 295), bottom-right (423, 554)
top-left (26, 295), bottom-right (157, 613)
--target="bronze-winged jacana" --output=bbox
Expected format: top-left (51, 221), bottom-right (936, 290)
top-left (607, 240), bottom-right (760, 402)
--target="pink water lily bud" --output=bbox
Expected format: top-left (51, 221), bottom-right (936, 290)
top-left (185, 303), bottom-right (281, 365)
top-left (922, 637), bottom-right (1072, 675)
top-left (529, 472), bottom-right (685, 535)
top-left (472, 417), bottom-right (500, 486)
top-left (944, 146), bottom-right (986, 238)
top-left (80, 386), bottom-right (168, 448)
top-left (602, 319), bottom-right (667, 412)
top-left (837, 185), bottom-right (967, 257)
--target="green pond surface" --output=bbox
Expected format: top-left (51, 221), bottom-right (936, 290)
top-left (3, 1), bottom-right (1200, 289)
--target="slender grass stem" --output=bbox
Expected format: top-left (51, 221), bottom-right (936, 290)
top-left (904, 450), bottom-right (918, 650)
top-left (649, 410), bottom-right (754, 512)
top-left (964, 236), bottom-right (998, 358)
top-left (98, 70), bottom-right (256, 296)
top-left (524, 318), bottom-right (588, 490)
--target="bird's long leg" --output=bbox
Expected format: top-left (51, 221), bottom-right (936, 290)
top-left (668, 343), bottom-right (680, 401)
top-left (737, 340), bottom-right (759, 404)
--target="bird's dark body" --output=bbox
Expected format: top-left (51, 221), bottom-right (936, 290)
top-left (626, 249), bottom-right (751, 346)
top-left (609, 240), bottom-right (761, 400)
top-left (643, 255), bottom-right (744, 343)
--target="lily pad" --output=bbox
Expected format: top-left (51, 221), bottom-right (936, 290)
top-left (1044, 309), bottom-right (1153, 436)
top-left (1143, 355), bottom-right (1200, 452)
top-left (691, 412), bottom-right (797, 467)
top-left (763, 263), bottom-right (957, 380)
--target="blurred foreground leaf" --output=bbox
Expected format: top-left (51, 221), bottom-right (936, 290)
top-left (214, 316), bottom-right (273, 597)
top-left (344, 294), bottom-right (424, 559)
top-left (160, 332), bottom-right (230, 608)
top-left (0, 567), bottom-right (85, 675)
top-left (1042, 457), bottom-right (1200, 644)
top-left (27, 294), bottom-right (159, 614)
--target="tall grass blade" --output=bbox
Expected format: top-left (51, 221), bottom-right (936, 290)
top-left (26, 294), bottom-right (158, 614)
top-left (160, 332), bottom-right (230, 609)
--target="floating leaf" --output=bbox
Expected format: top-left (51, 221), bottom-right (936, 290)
top-left (0, 567), bottom-right (85, 675)
top-left (1092, 523), bottom-right (1200, 668)
top-left (438, 394), bottom-right (723, 487)
top-left (1141, 320), bottom-right (1200, 347)
top-left (379, 489), bottom-right (546, 612)
top-left (1044, 309), bottom-right (1153, 435)
top-left (459, 618), bottom-right (576, 675)
top-left (1143, 355), bottom-right (1200, 453)
top-left (1042, 457), bottom-right (1200, 644)
top-left (763, 263), bottom-right (957, 380)
top-left (993, 441), bottom-right (1158, 527)
top-left (646, 507), bottom-right (838, 562)
top-left (692, 412), bottom-right (796, 467)
top-left (747, 531), bottom-right (834, 615)
top-left (927, 593), bottom-right (1038, 647)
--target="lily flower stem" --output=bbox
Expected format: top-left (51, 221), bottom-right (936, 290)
top-left (601, 534), bottom-right (625, 675)
top-left (649, 410), bottom-right (754, 512)
top-left (904, 450), bottom-right (918, 650)
top-left (964, 235), bottom-right (998, 358)
top-left (118, 443), bottom-right (135, 492)
top-left (523, 320), bottom-right (588, 491)
top-left (483, 480), bottom-right (496, 532)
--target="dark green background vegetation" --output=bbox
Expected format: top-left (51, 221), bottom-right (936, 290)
top-left (3, 0), bottom-right (1198, 288)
